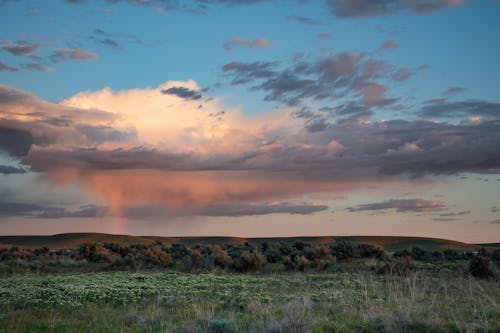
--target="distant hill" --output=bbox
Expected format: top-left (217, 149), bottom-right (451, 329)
top-left (0, 233), bottom-right (497, 252)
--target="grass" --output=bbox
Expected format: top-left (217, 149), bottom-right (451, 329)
top-left (1, 269), bottom-right (499, 332)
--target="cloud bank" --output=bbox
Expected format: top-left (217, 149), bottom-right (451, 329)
top-left (1, 80), bottom-right (499, 219)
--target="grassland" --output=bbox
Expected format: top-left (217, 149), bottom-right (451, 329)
top-left (1, 234), bottom-right (499, 332)
top-left (0, 269), bottom-right (499, 332)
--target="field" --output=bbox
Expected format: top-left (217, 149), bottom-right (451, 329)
top-left (1, 234), bottom-right (499, 332)
top-left (1, 269), bottom-right (499, 333)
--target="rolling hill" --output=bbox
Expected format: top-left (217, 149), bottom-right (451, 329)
top-left (0, 233), bottom-right (496, 252)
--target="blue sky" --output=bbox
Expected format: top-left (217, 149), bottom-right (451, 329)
top-left (1, 0), bottom-right (500, 242)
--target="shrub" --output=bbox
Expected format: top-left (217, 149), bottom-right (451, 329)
top-left (330, 241), bottom-right (355, 262)
top-left (468, 256), bottom-right (497, 280)
top-left (491, 249), bottom-right (500, 268)
top-left (231, 250), bottom-right (265, 272)
top-left (207, 319), bottom-right (237, 333)
top-left (377, 257), bottom-right (416, 276)
top-left (210, 245), bottom-right (232, 269)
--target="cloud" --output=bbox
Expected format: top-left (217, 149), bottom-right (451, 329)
top-left (0, 61), bottom-right (17, 72)
top-left (0, 165), bottom-right (26, 174)
top-left (161, 86), bottom-right (203, 100)
top-left (358, 82), bottom-right (398, 106)
top-left (286, 15), bottom-right (321, 25)
top-left (2, 82), bottom-right (500, 218)
top-left (380, 39), bottom-right (398, 49)
top-left (317, 33), bottom-right (334, 40)
top-left (490, 219), bottom-right (500, 224)
top-left (347, 198), bottom-right (447, 213)
top-left (438, 210), bottom-right (471, 216)
top-left (223, 36), bottom-right (271, 50)
top-left (432, 217), bottom-right (459, 221)
top-left (0, 84), bottom-right (127, 150)
top-left (0, 201), bottom-right (42, 216)
top-left (1, 42), bottom-right (40, 56)
top-left (113, 200), bottom-right (328, 219)
top-left (90, 28), bottom-right (143, 50)
top-left (196, 202), bottom-right (328, 216)
top-left (36, 205), bottom-right (106, 219)
top-left (222, 61), bottom-right (277, 84)
top-left (0, 127), bottom-right (34, 156)
top-left (0, 198), bottom-right (106, 219)
top-left (22, 63), bottom-right (52, 72)
top-left (391, 68), bottom-right (414, 81)
top-left (223, 51), bottom-right (405, 107)
top-left (50, 48), bottom-right (98, 62)
top-left (326, 0), bottom-right (466, 18)
top-left (443, 86), bottom-right (466, 95)
top-left (418, 100), bottom-right (500, 120)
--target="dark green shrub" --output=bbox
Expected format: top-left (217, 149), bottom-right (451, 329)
top-left (330, 241), bottom-right (355, 262)
top-left (410, 247), bottom-right (430, 261)
top-left (468, 256), bottom-right (497, 280)
top-left (491, 249), bottom-right (500, 268)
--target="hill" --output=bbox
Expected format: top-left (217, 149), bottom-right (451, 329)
top-left (0, 233), bottom-right (496, 252)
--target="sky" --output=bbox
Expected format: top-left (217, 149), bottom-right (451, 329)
top-left (0, 0), bottom-right (499, 243)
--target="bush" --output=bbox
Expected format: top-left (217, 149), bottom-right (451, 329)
top-left (330, 241), bottom-right (355, 262)
top-left (207, 319), bottom-right (237, 333)
top-left (377, 257), bottom-right (416, 276)
top-left (468, 256), bottom-right (497, 280)
top-left (231, 251), bottom-right (265, 272)
top-left (491, 249), bottom-right (500, 268)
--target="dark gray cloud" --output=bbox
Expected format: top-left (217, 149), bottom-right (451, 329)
top-left (1, 42), bottom-right (39, 56)
top-left (0, 127), bottom-right (34, 156)
top-left (0, 202), bottom-right (41, 216)
top-left (0, 199), bottom-right (105, 219)
top-left (37, 205), bottom-right (106, 219)
top-left (161, 86), bottom-right (203, 100)
top-left (222, 61), bottom-right (277, 85)
top-left (90, 28), bottom-right (143, 50)
top-left (120, 201), bottom-right (328, 219)
top-left (418, 100), bottom-right (500, 120)
top-left (438, 210), bottom-right (471, 217)
top-left (198, 202), bottom-right (329, 216)
top-left (325, 0), bottom-right (466, 18)
top-left (50, 48), bottom-right (98, 62)
top-left (490, 219), bottom-right (500, 224)
top-left (222, 52), bottom-right (404, 107)
top-left (0, 61), bottom-right (17, 72)
top-left (0, 165), bottom-right (26, 174)
top-left (347, 198), bottom-right (447, 213)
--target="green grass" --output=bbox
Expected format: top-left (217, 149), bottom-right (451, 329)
top-left (1, 270), bottom-right (499, 332)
